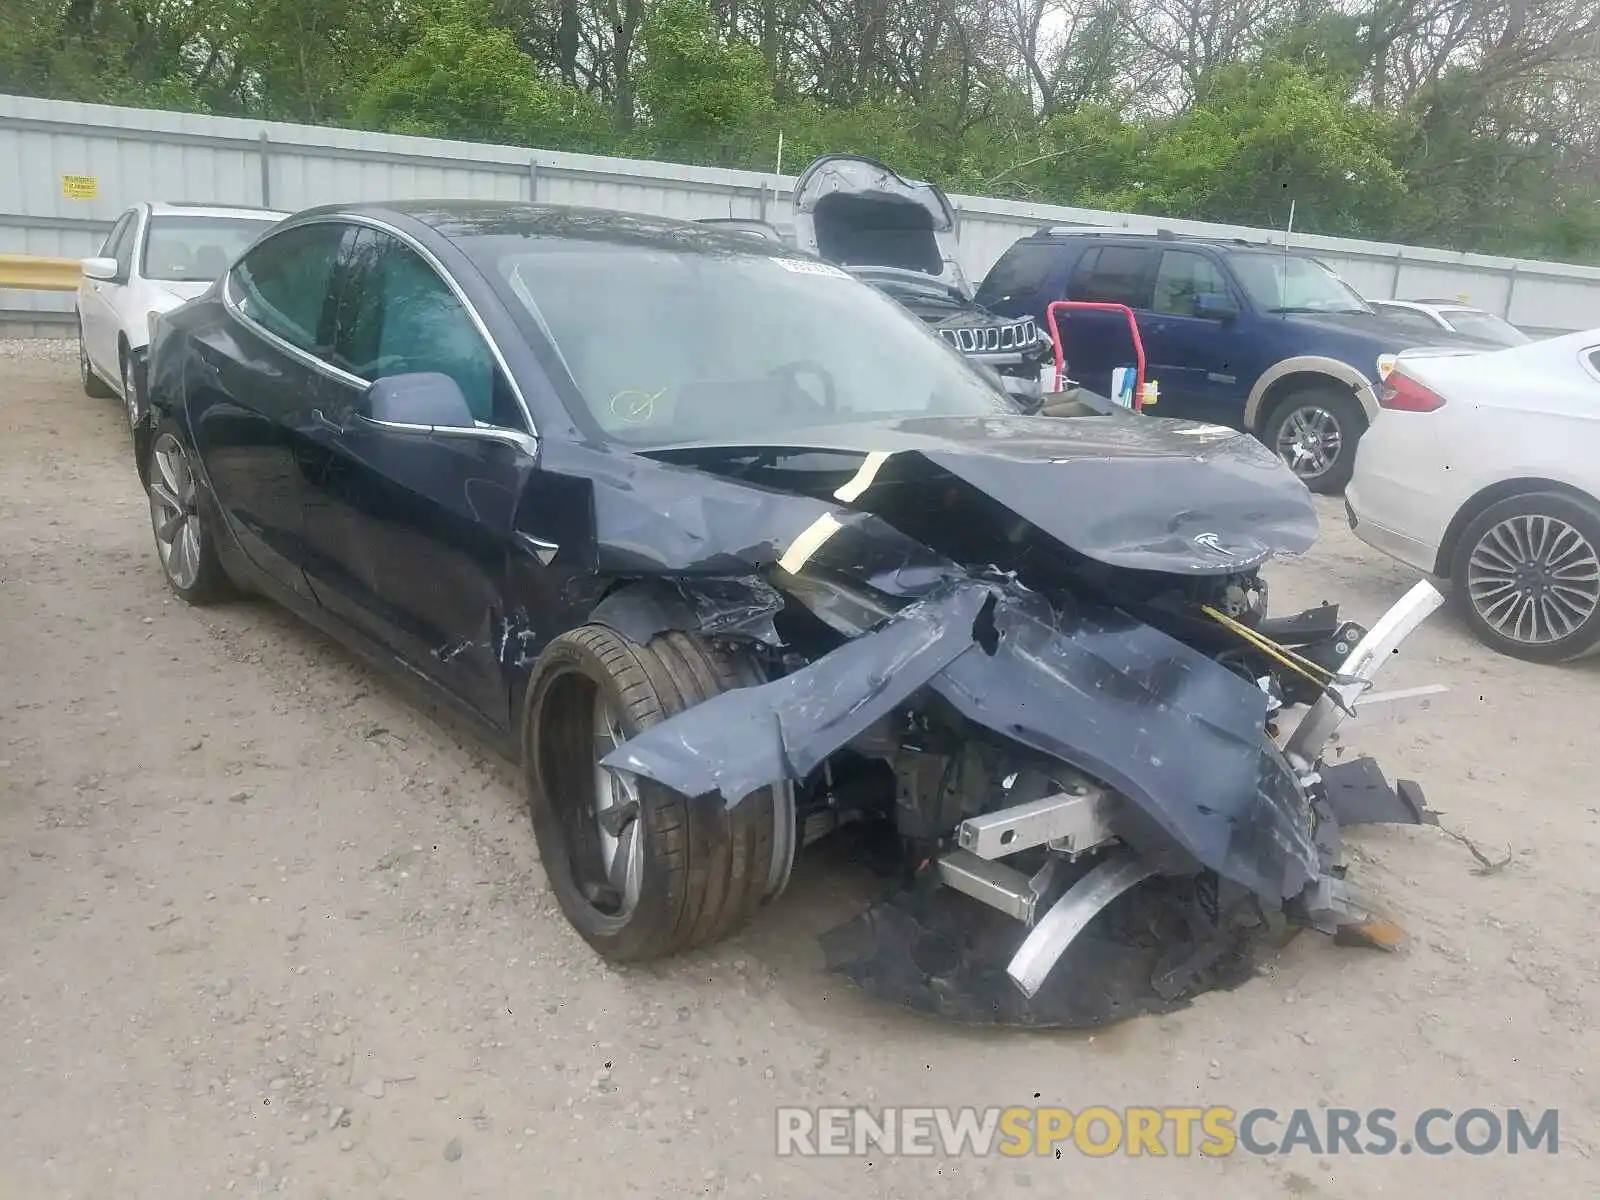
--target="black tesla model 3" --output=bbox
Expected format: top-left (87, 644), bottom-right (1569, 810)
top-left (136, 200), bottom-right (1435, 1022)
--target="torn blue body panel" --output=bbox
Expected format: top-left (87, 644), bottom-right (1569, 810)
top-left (603, 573), bottom-right (1324, 902)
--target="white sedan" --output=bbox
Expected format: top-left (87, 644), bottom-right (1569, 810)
top-left (1347, 328), bottom-right (1600, 662)
top-left (76, 201), bottom-right (287, 428)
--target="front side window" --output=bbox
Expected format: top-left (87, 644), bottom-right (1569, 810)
top-left (142, 215), bottom-right (280, 283)
top-left (1072, 246), bottom-right (1156, 308)
top-left (466, 241), bottom-right (1017, 446)
top-left (1151, 250), bottom-right (1232, 317)
top-left (333, 230), bottom-right (517, 428)
top-left (229, 222), bottom-right (346, 353)
top-left (1227, 252), bottom-right (1369, 314)
top-left (99, 211), bottom-right (135, 263)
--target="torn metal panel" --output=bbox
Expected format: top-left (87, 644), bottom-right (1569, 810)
top-left (1319, 757), bottom-right (1437, 827)
top-left (600, 580), bottom-right (991, 803)
top-left (605, 573), bottom-right (1326, 902)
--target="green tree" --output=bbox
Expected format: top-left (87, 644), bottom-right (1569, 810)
top-left (635, 0), bottom-right (772, 165)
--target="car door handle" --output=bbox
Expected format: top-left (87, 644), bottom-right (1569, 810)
top-left (311, 408), bottom-right (348, 435)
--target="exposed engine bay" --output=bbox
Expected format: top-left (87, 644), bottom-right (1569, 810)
top-left (549, 404), bottom-right (1446, 1027)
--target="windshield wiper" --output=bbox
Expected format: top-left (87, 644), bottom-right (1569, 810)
top-left (1267, 304), bottom-right (1371, 315)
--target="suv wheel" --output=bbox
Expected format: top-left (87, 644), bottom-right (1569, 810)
top-left (1262, 387), bottom-right (1365, 494)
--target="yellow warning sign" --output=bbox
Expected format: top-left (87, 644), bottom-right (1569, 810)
top-left (61, 174), bottom-right (98, 200)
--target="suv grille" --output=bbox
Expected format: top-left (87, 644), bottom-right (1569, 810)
top-left (938, 318), bottom-right (1038, 354)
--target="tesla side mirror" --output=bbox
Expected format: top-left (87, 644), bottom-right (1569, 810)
top-left (82, 257), bottom-right (118, 282)
top-left (1195, 293), bottom-right (1239, 322)
top-left (362, 372), bottom-right (475, 429)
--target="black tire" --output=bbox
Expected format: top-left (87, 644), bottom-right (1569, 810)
top-left (1260, 386), bottom-right (1366, 494)
top-left (522, 626), bottom-right (780, 963)
top-left (1451, 490), bottom-right (1600, 664)
top-left (144, 418), bottom-right (232, 605)
top-left (79, 321), bottom-right (114, 399)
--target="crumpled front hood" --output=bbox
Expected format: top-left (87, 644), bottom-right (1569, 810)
top-left (644, 413), bottom-right (1319, 575)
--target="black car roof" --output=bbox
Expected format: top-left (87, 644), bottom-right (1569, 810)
top-left (289, 199), bottom-right (797, 258)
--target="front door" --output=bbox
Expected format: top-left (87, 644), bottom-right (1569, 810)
top-left (84, 209), bottom-right (138, 379)
top-left (299, 225), bottom-right (536, 729)
top-left (1139, 248), bottom-right (1250, 427)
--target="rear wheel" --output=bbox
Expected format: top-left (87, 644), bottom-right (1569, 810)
top-left (145, 421), bottom-right (231, 605)
top-left (1451, 491), bottom-right (1600, 663)
top-left (1262, 387), bottom-right (1365, 494)
top-left (523, 626), bottom-right (788, 962)
top-left (79, 322), bottom-right (113, 399)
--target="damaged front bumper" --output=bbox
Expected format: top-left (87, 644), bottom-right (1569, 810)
top-left (603, 575), bottom-right (1446, 1026)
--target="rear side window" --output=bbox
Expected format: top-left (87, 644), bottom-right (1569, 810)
top-left (975, 240), bottom-right (1062, 307)
top-left (1072, 246), bottom-right (1156, 308)
top-left (229, 223), bottom-right (346, 353)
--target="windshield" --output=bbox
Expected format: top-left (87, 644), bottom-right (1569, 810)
top-left (142, 215), bottom-right (280, 283)
top-left (472, 243), bottom-right (1017, 444)
top-left (1226, 251), bottom-right (1371, 315)
top-left (1445, 310), bottom-right (1531, 346)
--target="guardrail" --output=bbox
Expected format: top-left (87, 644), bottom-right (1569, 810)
top-left (0, 254), bottom-right (81, 291)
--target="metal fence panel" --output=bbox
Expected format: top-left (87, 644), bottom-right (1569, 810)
top-left (4, 91), bottom-right (1599, 337)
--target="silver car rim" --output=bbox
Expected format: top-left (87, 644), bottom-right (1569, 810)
top-left (1275, 405), bottom-right (1342, 480)
top-left (148, 433), bottom-right (203, 591)
top-left (1467, 514), bottom-right (1600, 645)
top-left (590, 691), bottom-right (643, 916)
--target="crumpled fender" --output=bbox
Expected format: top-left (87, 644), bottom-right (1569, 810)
top-left (588, 576), bottom-right (787, 646)
top-left (602, 574), bottom-right (1323, 901)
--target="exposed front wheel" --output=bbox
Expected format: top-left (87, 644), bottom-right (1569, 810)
top-left (1451, 491), bottom-right (1600, 663)
top-left (1262, 388), bottom-right (1366, 494)
top-left (522, 626), bottom-right (790, 963)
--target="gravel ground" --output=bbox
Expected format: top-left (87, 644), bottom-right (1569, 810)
top-left (1, 340), bottom-right (1596, 1198)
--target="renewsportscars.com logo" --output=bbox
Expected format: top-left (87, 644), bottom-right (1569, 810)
top-left (775, 1105), bottom-right (1560, 1159)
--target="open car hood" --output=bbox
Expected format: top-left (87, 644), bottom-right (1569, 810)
top-left (792, 155), bottom-right (969, 294)
top-left (640, 413), bottom-right (1319, 576)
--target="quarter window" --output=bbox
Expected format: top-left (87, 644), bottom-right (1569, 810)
top-left (333, 229), bottom-right (520, 429)
top-left (1151, 251), bottom-right (1231, 317)
top-left (229, 223), bottom-right (346, 353)
top-left (1072, 246), bottom-right (1156, 309)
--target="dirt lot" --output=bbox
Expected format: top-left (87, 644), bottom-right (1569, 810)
top-left (1, 341), bottom-right (1595, 1199)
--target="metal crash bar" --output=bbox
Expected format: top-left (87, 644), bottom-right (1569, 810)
top-left (0, 254), bottom-right (83, 292)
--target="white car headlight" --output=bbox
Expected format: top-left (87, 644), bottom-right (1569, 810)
top-left (1376, 353), bottom-right (1398, 380)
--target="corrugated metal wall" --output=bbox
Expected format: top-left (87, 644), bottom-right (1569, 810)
top-left (5, 91), bottom-right (1600, 337)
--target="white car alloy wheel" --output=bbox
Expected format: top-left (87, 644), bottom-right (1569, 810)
top-left (122, 355), bottom-right (139, 430)
top-left (1453, 491), bottom-right (1600, 663)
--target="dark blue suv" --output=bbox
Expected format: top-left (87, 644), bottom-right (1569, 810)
top-left (976, 229), bottom-right (1486, 493)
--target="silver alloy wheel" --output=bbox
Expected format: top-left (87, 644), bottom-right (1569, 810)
top-left (148, 432), bottom-right (204, 591)
top-left (1466, 513), bottom-right (1600, 645)
top-left (1274, 404), bottom-right (1343, 480)
top-left (591, 691), bottom-right (644, 916)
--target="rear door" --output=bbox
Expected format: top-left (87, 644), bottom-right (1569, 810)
top-left (1141, 248), bottom-right (1251, 425)
top-left (189, 219), bottom-right (352, 600)
top-left (299, 224), bottom-right (534, 728)
top-left (1060, 244), bottom-right (1156, 396)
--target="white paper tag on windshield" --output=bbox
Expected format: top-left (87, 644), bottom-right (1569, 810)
top-left (774, 258), bottom-right (852, 279)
